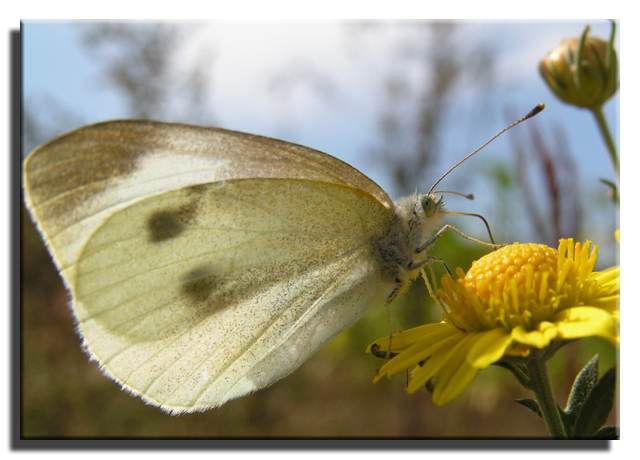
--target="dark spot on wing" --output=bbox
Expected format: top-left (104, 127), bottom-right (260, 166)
top-left (186, 183), bottom-right (209, 198)
top-left (146, 202), bottom-right (197, 243)
top-left (181, 266), bottom-right (217, 303)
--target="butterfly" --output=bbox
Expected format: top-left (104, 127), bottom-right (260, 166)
top-left (24, 106), bottom-right (542, 414)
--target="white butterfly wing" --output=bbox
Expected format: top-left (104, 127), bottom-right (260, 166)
top-left (74, 178), bottom-right (396, 412)
top-left (24, 120), bottom-right (393, 290)
top-left (23, 122), bottom-right (399, 413)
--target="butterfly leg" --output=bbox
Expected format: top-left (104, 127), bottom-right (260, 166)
top-left (416, 224), bottom-right (503, 254)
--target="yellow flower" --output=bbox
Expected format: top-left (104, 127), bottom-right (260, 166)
top-left (369, 239), bottom-right (619, 406)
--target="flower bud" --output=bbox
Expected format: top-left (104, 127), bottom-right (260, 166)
top-left (540, 23), bottom-right (618, 109)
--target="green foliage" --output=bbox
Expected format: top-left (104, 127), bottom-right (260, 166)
top-left (564, 355), bottom-right (600, 428)
top-left (515, 355), bottom-right (618, 439)
top-left (592, 425), bottom-right (620, 439)
top-left (494, 362), bottom-right (530, 389)
top-left (571, 363), bottom-right (617, 438)
top-left (514, 398), bottom-right (542, 418)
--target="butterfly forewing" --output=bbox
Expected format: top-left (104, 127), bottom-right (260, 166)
top-left (24, 121), bottom-right (394, 290)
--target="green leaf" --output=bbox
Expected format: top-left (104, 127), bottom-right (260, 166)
top-left (515, 398), bottom-right (542, 418)
top-left (555, 403), bottom-right (574, 438)
top-left (566, 355), bottom-right (599, 415)
top-left (592, 425), bottom-right (620, 440)
top-left (573, 366), bottom-right (617, 438)
top-left (515, 398), bottom-right (581, 437)
top-left (494, 361), bottom-right (530, 389)
top-left (599, 178), bottom-right (619, 204)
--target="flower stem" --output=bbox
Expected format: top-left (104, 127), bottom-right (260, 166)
top-left (525, 359), bottom-right (567, 439)
top-left (591, 106), bottom-right (619, 181)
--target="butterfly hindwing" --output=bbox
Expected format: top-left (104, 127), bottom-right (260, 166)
top-left (73, 178), bottom-right (396, 412)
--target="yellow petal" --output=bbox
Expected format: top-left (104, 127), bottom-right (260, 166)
top-left (433, 364), bottom-right (479, 406)
top-left (552, 306), bottom-right (618, 344)
top-left (377, 326), bottom-right (461, 378)
top-left (594, 266), bottom-right (620, 285)
top-left (589, 295), bottom-right (620, 312)
top-left (367, 322), bottom-right (450, 353)
top-left (510, 322), bottom-right (558, 348)
top-left (466, 328), bottom-right (514, 368)
top-left (405, 332), bottom-right (468, 392)
top-left (432, 334), bottom-right (487, 405)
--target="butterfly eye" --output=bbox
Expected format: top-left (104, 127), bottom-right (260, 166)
top-left (420, 195), bottom-right (436, 217)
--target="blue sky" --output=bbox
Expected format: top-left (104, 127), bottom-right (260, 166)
top-left (22, 20), bottom-right (620, 258)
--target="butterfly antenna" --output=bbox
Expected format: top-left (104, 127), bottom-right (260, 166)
top-left (428, 103), bottom-right (545, 195)
top-left (433, 190), bottom-right (474, 200)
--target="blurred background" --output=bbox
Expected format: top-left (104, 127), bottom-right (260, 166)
top-left (21, 20), bottom-right (619, 438)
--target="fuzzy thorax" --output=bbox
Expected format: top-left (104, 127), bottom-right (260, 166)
top-left (372, 193), bottom-right (445, 299)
